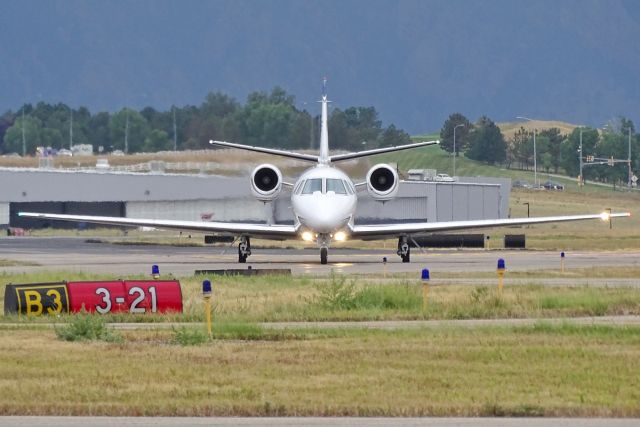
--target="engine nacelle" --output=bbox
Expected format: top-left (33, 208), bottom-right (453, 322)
top-left (250, 164), bottom-right (283, 201)
top-left (366, 163), bottom-right (399, 201)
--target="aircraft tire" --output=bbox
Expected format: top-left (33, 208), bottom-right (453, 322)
top-left (320, 247), bottom-right (328, 265)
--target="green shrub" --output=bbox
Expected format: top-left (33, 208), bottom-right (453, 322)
top-left (55, 313), bottom-right (121, 343)
top-left (314, 273), bottom-right (357, 310)
top-left (172, 326), bottom-right (209, 346)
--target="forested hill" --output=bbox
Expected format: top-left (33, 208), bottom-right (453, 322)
top-left (1, 1), bottom-right (639, 133)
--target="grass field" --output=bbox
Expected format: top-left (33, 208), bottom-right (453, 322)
top-left (2, 269), bottom-right (640, 324)
top-left (0, 323), bottom-right (638, 416)
top-left (2, 269), bottom-right (639, 417)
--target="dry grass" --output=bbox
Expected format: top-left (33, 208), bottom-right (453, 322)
top-left (0, 325), bottom-right (639, 416)
top-left (0, 259), bottom-right (40, 267)
top-left (498, 120), bottom-right (578, 140)
top-left (0, 149), bottom-right (371, 178)
top-left (498, 188), bottom-right (640, 250)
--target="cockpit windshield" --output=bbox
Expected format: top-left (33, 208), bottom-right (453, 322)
top-left (326, 178), bottom-right (347, 194)
top-left (301, 178), bottom-right (323, 194)
top-left (298, 178), bottom-right (352, 195)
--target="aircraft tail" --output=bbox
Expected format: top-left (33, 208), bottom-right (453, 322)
top-left (319, 77), bottom-right (330, 164)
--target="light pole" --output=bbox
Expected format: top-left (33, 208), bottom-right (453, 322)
top-left (453, 123), bottom-right (465, 177)
top-left (21, 107), bottom-right (26, 156)
top-left (69, 106), bottom-right (73, 150)
top-left (579, 127), bottom-right (583, 187)
top-left (628, 127), bottom-right (632, 189)
top-left (517, 116), bottom-right (537, 188)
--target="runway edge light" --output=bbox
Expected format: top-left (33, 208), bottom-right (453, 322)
top-left (496, 258), bottom-right (506, 297)
top-left (202, 279), bottom-right (212, 338)
top-left (152, 264), bottom-right (160, 279)
top-left (421, 268), bottom-right (430, 310)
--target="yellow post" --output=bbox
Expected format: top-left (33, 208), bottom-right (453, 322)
top-left (421, 268), bottom-right (430, 310)
top-left (496, 258), bottom-right (506, 298)
top-left (202, 279), bottom-right (212, 338)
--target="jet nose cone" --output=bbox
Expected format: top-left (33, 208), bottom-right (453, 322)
top-left (297, 195), bottom-right (353, 233)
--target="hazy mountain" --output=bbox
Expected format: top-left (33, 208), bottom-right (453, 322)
top-left (1, 0), bottom-right (639, 133)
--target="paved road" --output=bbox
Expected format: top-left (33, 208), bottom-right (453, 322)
top-left (3, 316), bottom-right (638, 331)
top-left (1, 237), bottom-right (638, 277)
top-left (1, 417), bottom-right (638, 427)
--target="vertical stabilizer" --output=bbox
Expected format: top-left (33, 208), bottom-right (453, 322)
top-left (319, 77), bottom-right (330, 164)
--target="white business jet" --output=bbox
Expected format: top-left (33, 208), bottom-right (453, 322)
top-left (20, 81), bottom-right (630, 264)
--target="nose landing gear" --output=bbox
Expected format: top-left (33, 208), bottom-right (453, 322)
top-left (320, 247), bottom-right (328, 265)
top-left (397, 236), bottom-right (410, 263)
top-left (238, 237), bottom-right (251, 263)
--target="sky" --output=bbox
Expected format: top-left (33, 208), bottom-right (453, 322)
top-left (1, 0), bottom-right (639, 133)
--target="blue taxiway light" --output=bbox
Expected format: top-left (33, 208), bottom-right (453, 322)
top-left (202, 279), bottom-right (212, 296)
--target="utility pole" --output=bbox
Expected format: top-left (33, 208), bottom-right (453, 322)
top-left (124, 109), bottom-right (129, 154)
top-left (533, 129), bottom-right (537, 188)
top-left (453, 123), bottom-right (465, 177)
top-left (517, 116), bottom-right (538, 188)
top-left (629, 127), bottom-right (632, 189)
top-left (69, 108), bottom-right (73, 150)
top-left (579, 128), bottom-right (583, 187)
top-left (21, 108), bottom-right (26, 156)
top-left (173, 106), bottom-right (177, 151)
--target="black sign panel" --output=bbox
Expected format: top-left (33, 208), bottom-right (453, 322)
top-left (4, 283), bottom-right (70, 315)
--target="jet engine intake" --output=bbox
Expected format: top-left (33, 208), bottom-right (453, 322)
top-left (366, 163), bottom-right (399, 201)
top-left (250, 164), bottom-right (283, 201)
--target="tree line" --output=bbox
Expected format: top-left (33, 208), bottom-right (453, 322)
top-left (440, 113), bottom-right (639, 186)
top-left (0, 87), bottom-right (411, 155)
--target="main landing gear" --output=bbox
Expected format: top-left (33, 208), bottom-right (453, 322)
top-left (238, 236), bottom-right (251, 263)
top-left (397, 236), bottom-right (410, 263)
top-left (320, 247), bottom-right (328, 265)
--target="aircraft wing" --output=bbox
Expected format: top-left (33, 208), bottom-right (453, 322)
top-left (350, 212), bottom-right (630, 240)
top-left (329, 140), bottom-right (439, 162)
top-left (210, 140), bottom-right (319, 163)
top-left (18, 212), bottom-right (298, 240)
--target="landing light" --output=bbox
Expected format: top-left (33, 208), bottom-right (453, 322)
top-left (334, 231), bottom-right (347, 242)
top-left (600, 211), bottom-right (610, 221)
top-left (302, 231), bottom-right (315, 242)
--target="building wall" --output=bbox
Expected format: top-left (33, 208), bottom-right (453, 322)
top-left (0, 168), bottom-right (249, 203)
top-left (126, 198), bottom-right (270, 223)
top-left (0, 203), bottom-right (9, 227)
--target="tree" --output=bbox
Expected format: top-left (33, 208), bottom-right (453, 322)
top-left (109, 108), bottom-right (150, 153)
top-left (143, 129), bottom-right (172, 152)
top-left (560, 127), bottom-right (598, 178)
top-left (0, 111), bottom-right (16, 153)
top-left (439, 113), bottom-right (472, 154)
top-left (538, 128), bottom-right (563, 173)
top-left (466, 116), bottom-right (506, 164)
top-left (509, 127), bottom-right (533, 170)
top-left (379, 124), bottom-right (411, 147)
top-left (3, 114), bottom-right (43, 154)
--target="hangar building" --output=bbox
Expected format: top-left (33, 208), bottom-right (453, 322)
top-left (0, 168), bottom-right (509, 230)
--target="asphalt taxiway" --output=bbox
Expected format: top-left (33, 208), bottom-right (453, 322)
top-left (0, 236), bottom-right (638, 277)
top-left (1, 417), bottom-right (638, 427)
